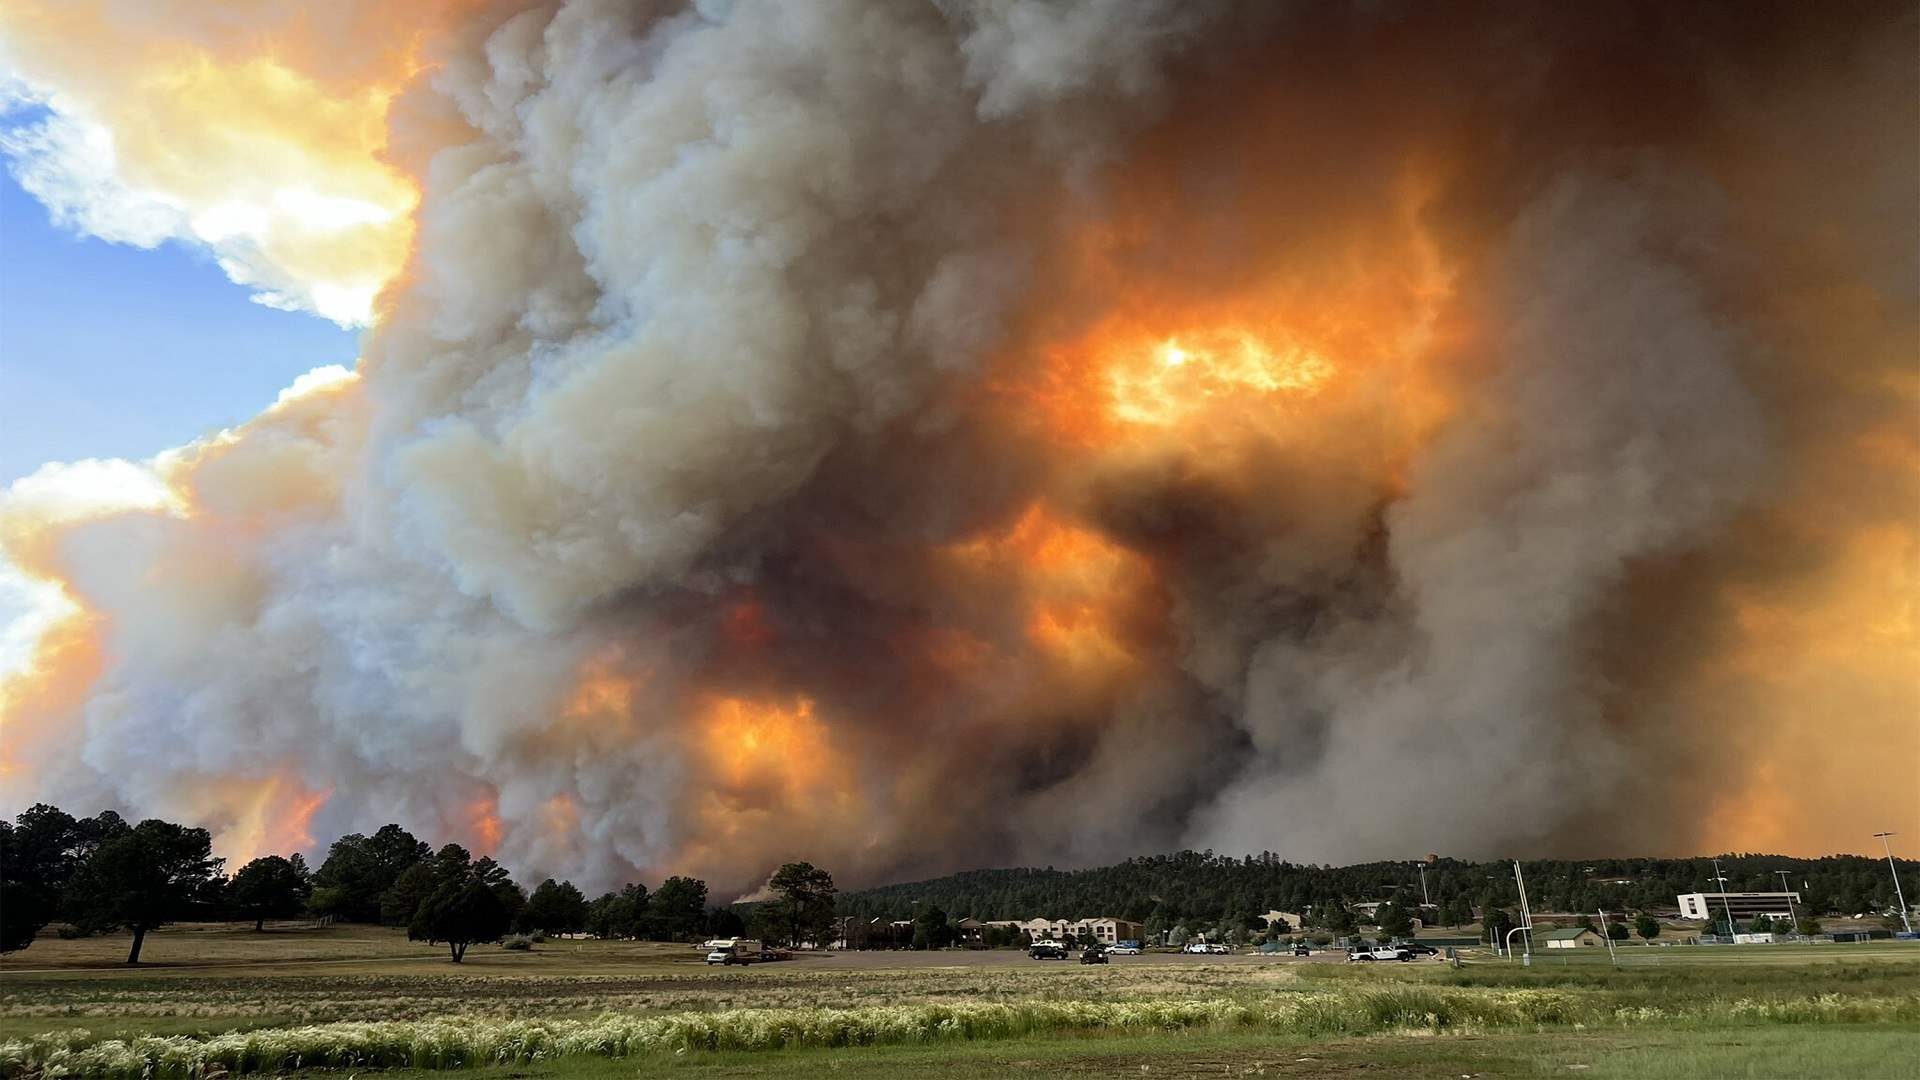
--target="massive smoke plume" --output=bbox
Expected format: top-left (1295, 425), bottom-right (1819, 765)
top-left (2, 0), bottom-right (1914, 895)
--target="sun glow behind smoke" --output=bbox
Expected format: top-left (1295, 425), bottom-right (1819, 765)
top-left (0, 1), bottom-right (443, 326)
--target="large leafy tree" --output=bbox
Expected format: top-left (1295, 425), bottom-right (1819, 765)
top-left (1482, 908), bottom-right (1517, 949)
top-left (228, 854), bottom-right (311, 931)
top-left (911, 905), bottom-right (954, 950)
top-left (1635, 913), bottom-right (1661, 941)
top-left (0, 806), bottom-right (131, 953)
top-left (1376, 901), bottom-right (1415, 939)
top-left (409, 878), bottom-right (511, 962)
top-left (649, 876), bottom-right (708, 941)
top-left (587, 883), bottom-right (649, 939)
top-left (764, 862), bottom-right (836, 947)
top-left (311, 824), bottom-right (429, 923)
top-left (523, 879), bottom-right (588, 935)
top-left (65, 819), bottom-right (223, 964)
top-left (473, 856), bottom-right (527, 927)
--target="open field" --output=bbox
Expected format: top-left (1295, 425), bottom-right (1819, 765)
top-left (2, 925), bottom-right (1916, 1077)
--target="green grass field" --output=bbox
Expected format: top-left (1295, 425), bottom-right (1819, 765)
top-left (2, 925), bottom-right (1915, 1077)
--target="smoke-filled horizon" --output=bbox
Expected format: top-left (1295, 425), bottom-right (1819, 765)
top-left (2, 0), bottom-right (1915, 898)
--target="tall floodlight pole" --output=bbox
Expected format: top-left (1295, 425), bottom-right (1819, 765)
top-left (1775, 871), bottom-right (1799, 937)
top-left (1513, 860), bottom-right (1534, 965)
top-left (1711, 859), bottom-right (1739, 941)
top-left (1599, 908), bottom-right (1619, 968)
top-left (1419, 864), bottom-right (1431, 908)
top-left (1873, 832), bottom-right (1913, 934)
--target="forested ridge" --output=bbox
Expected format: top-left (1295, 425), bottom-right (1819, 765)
top-left (837, 851), bottom-right (1918, 927)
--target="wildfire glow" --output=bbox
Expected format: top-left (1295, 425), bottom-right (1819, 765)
top-left (200, 773), bottom-right (332, 867)
top-left (465, 797), bottom-right (506, 854)
top-left (677, 694), bottom-right (867, 875)
top-left (702, 695), bottom-right (831, 790)
top-left (943, 503), bottom-right (1159, 676)
top-left (1109, 332), bottom-right (1334, 426)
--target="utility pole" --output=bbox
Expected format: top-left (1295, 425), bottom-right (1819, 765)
top-left (1775, 870), bottom-right (1799, 937)
top-left (1419, 863), bottom-right (1431, 908)
top-left (1711, 859), bottom-right (1738, 941)
top-left (1598, 908), bottom-right (1619, 968)
top-left (1873, 832), bottom-right (1913, 934)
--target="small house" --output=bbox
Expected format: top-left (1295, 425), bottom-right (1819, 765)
top-left (1543, 927), bottom-right (1604, 949)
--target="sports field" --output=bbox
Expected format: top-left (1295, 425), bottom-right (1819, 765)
top-left (2, 925), bottom-right (1916, 1077)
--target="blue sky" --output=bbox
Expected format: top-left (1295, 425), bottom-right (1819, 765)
top-left (0, 165), bottom-right (361, 486)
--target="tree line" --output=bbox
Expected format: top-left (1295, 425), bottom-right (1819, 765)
top-left (0, 803), bottom-right (771, 964)
top-left (9, 802), bottom-right (1908, 962)
top-left (835, 849), bottom-right (1919, 940)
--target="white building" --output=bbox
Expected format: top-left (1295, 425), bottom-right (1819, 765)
top-left (982, 916), bottom-right (1144, 943)
top-left (1677, 891), bottom-right (1799, 922)
top-left (1260, 911), bottom-right (1304, 932)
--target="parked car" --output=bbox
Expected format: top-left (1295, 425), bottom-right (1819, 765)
top-left (1207, 943), bottom-right (1230, 954)
top-left (1346, 947), bottom-right (1412, 963)
top-left (1181, 942), bottom-right (1209, 953)
top-left (1108, 944), bottom-right (1141, 955)
top-left (1293, 944), bottom-right (1311, 956)
top-left (1399, 943), bottom-right (1438, 956)
top-left (1029, 941), bottom-right (1069, 960)
top-left (1080, 947), bottom-right (1108, 964)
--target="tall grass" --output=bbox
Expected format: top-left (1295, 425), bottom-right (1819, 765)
top-left (5, 988), bottom-right (1915, 1078)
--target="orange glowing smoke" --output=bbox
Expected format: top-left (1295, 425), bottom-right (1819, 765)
top-left (465, 796), bottom-right (506, 854)
top-left (702, 695), bottom-right (833, 791)
top-left (192, 772), bottom-right (331, 867)
top-left (565, 655), bottom-right (639, 720)
top-left (0, 614), bottom-right (103, 788)
top-left (0, 1), bottom-right (460, 324)
top-left (943, 502), bottom-right (1160, 677)
top-left (1107, 331), bottom-right (1333, 427)
top-left (674, 694), bottom-right (867, 871)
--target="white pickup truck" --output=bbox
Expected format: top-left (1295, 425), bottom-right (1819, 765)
top-left (1346, 946), bottom-right (1412, 963)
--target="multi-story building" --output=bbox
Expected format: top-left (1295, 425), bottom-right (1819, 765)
top-left (980, 916), bottom-right (1144, 944)
top-left (1261, 911), bottom-right (1304, 932)
top-left (1677, 891), bottom-right (1800, 922)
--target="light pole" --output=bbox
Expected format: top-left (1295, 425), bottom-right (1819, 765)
top-left (1711, 859), bottom-right (1738, 941)
top-left (1419, 863), bottom-right (1431, 909)
top-left (1775, 871), bottom-right (1799, 937)
top-left (1513, 861), bottom-right (1535, 965)
top-left (1873, 832), bottom-right (1913, 935)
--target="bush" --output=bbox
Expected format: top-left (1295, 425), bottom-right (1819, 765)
top-left (529, 932), bottom-right (547, 943)
top-left (55, 926), bottom-right (90, 940)
top-left (501, 934), bottom-right (535, 951)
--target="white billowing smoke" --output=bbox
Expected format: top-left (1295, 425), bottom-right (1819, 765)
top-left (3, 0), bottom-right (1914, 893)
top-left (367, 0), bottom-right (1214, 630)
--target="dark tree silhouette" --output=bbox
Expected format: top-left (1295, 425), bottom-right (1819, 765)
top-left (64, 819), bottom-right (222, 964)
top-left (523, 879), bottom-right (589, 934)
top-left (228, 854), bottom-right (311, 931)
top-left (765, 862), bottom-right (837, 947)
top-left (311, 824), bottom-right (429, 923)
top-left (409, 878), bottom-right (511, 962)
top-left (649, 876), bottom-right (709, 941)
top-left (0, 805), bottom-right (130, 953)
